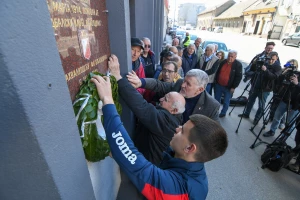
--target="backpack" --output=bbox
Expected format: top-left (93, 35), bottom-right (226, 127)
top-left (261, 142), bottom-right (293, 172)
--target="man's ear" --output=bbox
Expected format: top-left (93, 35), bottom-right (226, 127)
top-left (195, 87), bottom-right (204, 96)
top-left (184, 143), bottom-right (197, 153)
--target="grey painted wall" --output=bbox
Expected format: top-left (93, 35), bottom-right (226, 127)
top-left (129, 0), bottom-right (164, 63)
top-left (0, 0), bottom-right (95, 199)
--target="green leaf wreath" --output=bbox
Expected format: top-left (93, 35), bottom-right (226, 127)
top-left (73, 72), bottom-right (122, 162)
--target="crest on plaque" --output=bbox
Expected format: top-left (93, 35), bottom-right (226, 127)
top-left (78, 29), bottom-right (91, 60)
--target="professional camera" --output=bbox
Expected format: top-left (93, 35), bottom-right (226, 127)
top-left (243, 56), bottom-right (270, 82)
top-left (282, 62), bottom-right (298, 85)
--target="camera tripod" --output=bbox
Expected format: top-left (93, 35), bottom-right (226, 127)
top-left (234, 70), bottom-right (263, 134)
top-left (250, 84), bottom-right (292, 149)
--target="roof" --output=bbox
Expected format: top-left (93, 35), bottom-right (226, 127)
top-left (198, 0), bottom-right (234, 15)
top-left (243, 0), bottom-right (278, 12)
top-left (214, 0), bottom-right (259, 19)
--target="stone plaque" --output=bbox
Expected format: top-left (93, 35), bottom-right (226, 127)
top-left (47, 0), bottom-right (110, 101)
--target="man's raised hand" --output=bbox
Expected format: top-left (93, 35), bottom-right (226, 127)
top-left (108, 54), bottom-right (122, 81)
top-left (91, 76), bottom-right (114, 105)
top-left (127, 70), bottom-right (142, 89)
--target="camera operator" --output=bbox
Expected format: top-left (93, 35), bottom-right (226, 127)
top-left (263, 59), bottom-right (300, 137)
top-left (243, 42), bottom-right (277, 82)
top-left (239, 52), bottom-right (282, 124)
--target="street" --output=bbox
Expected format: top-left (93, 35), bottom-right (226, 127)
top-left (168, 31), bottom-right (300, 199)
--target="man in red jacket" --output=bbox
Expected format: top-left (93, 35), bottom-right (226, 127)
top-left (131, 37), bottom-right (146, 95)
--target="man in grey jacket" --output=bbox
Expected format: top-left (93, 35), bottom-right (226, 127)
top-left (197, 44), bottom-right (220, 95)
top-left (127, 69), bottom-right (220, 124)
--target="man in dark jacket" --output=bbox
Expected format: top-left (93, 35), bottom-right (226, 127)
top-left (263, 65), bottom-right (300, 137)
top-left (109, 56), bottom-right (186, 166)
top-left (239, 51), bottom-right (282, 124)
top-left (181, 44), bottom-right (198, 76)
top-left (215, 50), bottom-right (242, 117)
top-left (91, 58), bottom-right (228, 199)
top-left (127, 68), bottom-right (221, 124)
top-left (140, 37), bottom-right (156, 78)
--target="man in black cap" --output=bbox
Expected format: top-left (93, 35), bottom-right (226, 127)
top-left (131, 37), bottom-right (146, 95)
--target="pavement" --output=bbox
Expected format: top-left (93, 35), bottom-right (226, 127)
top-left (164, 32), bottom-right (300, 200)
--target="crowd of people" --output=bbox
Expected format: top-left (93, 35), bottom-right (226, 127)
top-left (90, 33), bottom-right (300, 199)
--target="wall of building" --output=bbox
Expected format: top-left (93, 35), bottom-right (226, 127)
top-left (129, 0), bottom-right (164, 63)
top-left (197, 12), bottom-right (214, 29)
top-left (214, 17), bottom-right (244, 33)
top-left (0, 0), bottom-right (96, 199)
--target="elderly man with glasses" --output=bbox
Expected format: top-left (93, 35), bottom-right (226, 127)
top-left (141, 37), bottom-right (156, 78)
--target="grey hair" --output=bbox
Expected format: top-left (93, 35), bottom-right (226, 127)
top-left (206, 44), bottom-right (215, 52)
top-left (172, 100), bottom-right (186, 114)
top-left (188, 43), bottom-right (196, 49)
top-left (185, 69), bottom-right (209, 88)
top-left (228, 50), bottom-right (238, 56)
top-left (141, 37), bottom-right (151, 43)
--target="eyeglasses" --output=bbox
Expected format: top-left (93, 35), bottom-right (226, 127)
top-left (162, 69), bottom-right (175, 73)
top-left (144, 45), bottom-right (151, 48)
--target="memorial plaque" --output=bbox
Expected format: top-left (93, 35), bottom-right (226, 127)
top-left (47, 0), bottom-right (110, 101)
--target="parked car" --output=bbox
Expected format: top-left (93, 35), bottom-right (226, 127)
top-left (282, 32), bottom-right (300, 48)
top-left (214, 26), bottom-right (223, 33)
top-left (201, 40), bottom-right (229, 58)
top-left (175, 29), bottom-right (186, 43)
top-left (189, 34), bottom-right (198, 45)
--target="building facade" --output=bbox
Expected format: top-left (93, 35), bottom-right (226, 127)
top-left (214, 0), bottom-right (258, 33)
top-left (177, 3), bottom-right (205, 26)
top-left (197, 0), bottom-right (235, 30)
top-left (278, 0), bottom-right (300, 38)
top-left (242, 0), bottom-right (287, 39)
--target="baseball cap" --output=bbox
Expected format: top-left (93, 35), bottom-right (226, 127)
top-left (131, 38), bottom-right (144, 50)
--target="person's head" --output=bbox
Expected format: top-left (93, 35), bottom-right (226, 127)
top-left (214, 44), bottom-right (218, 52)
top-left (162, 61), bottom-right (178, 82)
top-left (163, 51), bottom-right (174, 63)
top-left (170, 114), bottom-right (228, 162)
top-left (204, 44), bottom-right (215, 57)
top-left (180, 69), bottom-right (209, 98)
top-left (141, 37), bottom-right (151, 55)
top-left (227, 50), bottom-right (237, 63)
top-left (169, 55), bottom-right (182, 68)
top-left (194, 38), bottom-right (202, 48)
top-left (285, 59), bottom-right (299, 70)
top-left (131, 38), bottom-right (144, 62)
top-left (216, 51), bottom-right (225, 60)
top-left (186, 32), bottom-right (189, 36)
top-left (268, 51), bottom-right (278, 65)
top-left (169, 46), bottom-right (178, 55)
top-left (172, 38), bottom-right (179, 46)
top-left (264, 41), bottom-right (275, 55)
top-left (159, 92), bottom-right (186, 114)
top-left (187, 44), bottom-right (195, 55)
top-left (176, 46), bottom-right (183, 57)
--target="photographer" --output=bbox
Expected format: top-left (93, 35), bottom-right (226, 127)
top-left (239, 52), bottom-right (282, 124)
top-left (263, 59), bottom-right (300, 137)
top-left (243, 42), bottom-right (277, 82)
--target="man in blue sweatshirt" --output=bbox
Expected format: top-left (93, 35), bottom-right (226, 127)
top-left (90, 55), bottom-right (228, 200)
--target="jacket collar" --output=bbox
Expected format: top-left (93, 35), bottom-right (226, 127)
top-left (160, 147), bottom-right (206, 178)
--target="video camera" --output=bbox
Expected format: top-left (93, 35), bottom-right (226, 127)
top-left (255, 56), bottom-right (270, 71)
top-left (243, 56), bottom-right (270, 82)
top-left (282, 62), bottom-right (299, 85)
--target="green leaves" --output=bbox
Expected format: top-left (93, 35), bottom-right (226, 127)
top-left (73, 72), bottom-right (122, 162)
